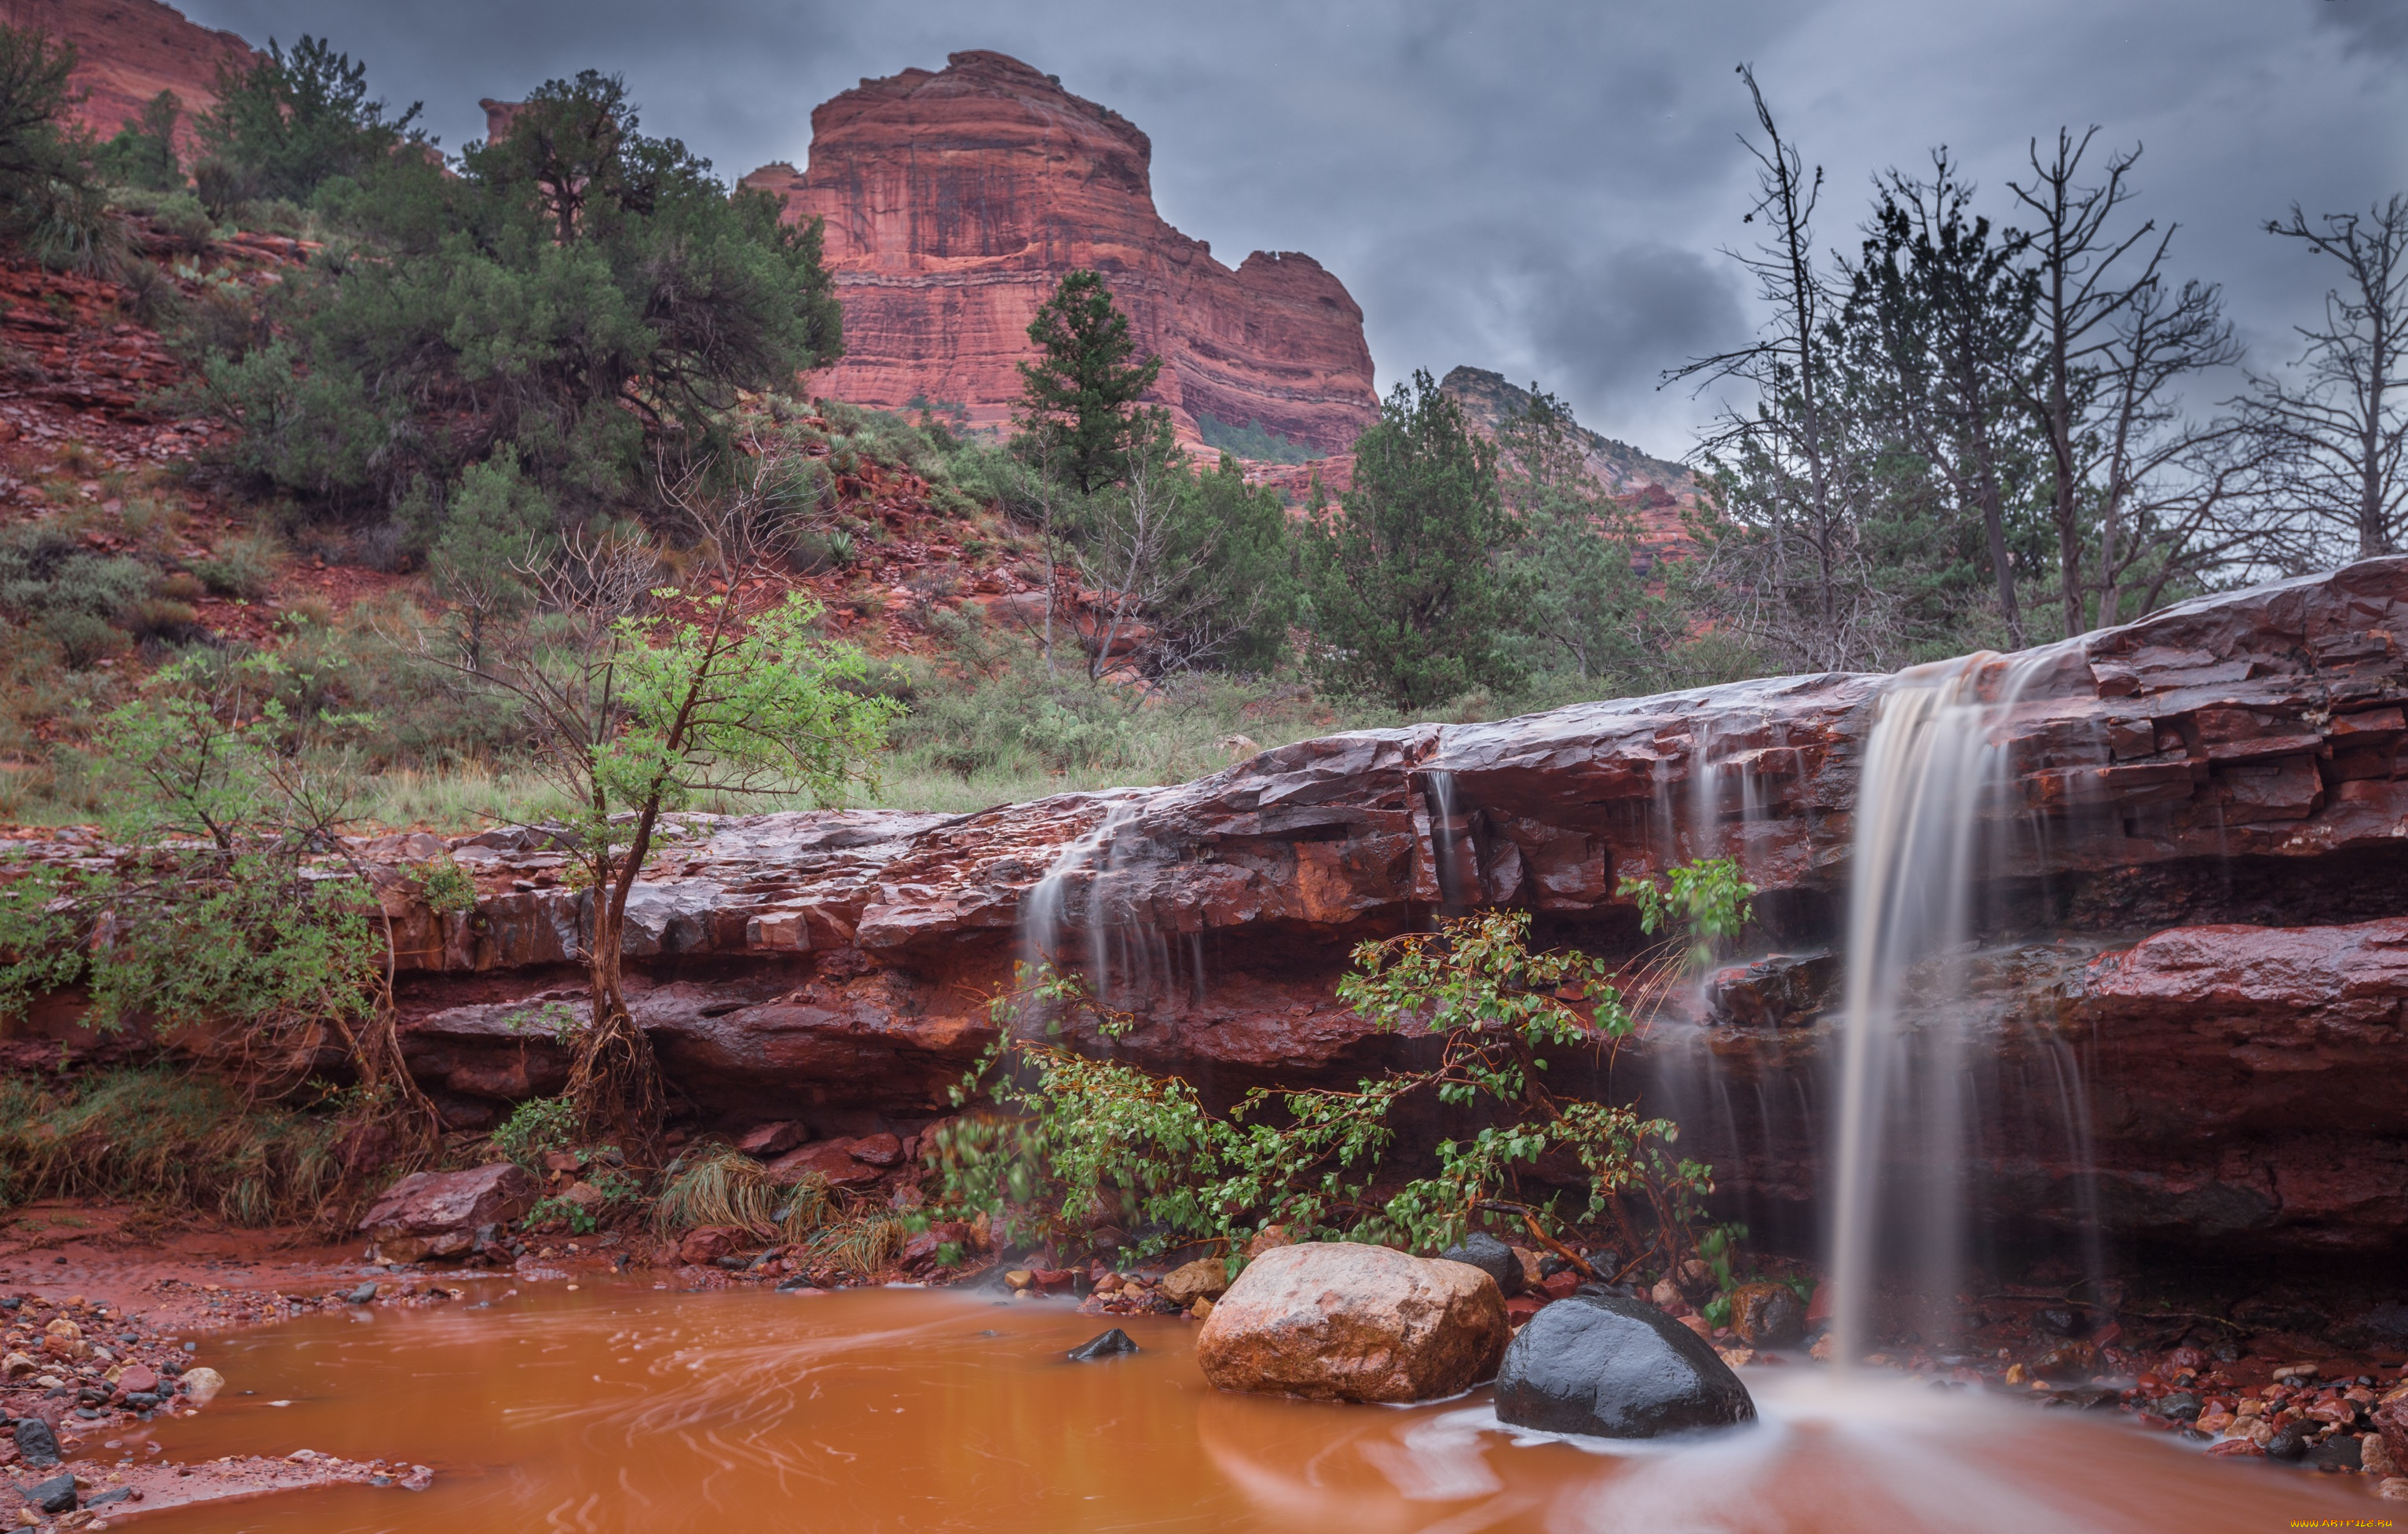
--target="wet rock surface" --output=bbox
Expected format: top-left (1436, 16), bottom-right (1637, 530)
top-left (1195, 1242), bottom-right (1509, 1404)
top-left (1495, 1293), bottom-right (1757, 1439)
top-left (1440, 1232), bottom-right (1526, 1299)
top-left (357, 1164), bottom-right (539, 1263)
top-left (15, 562), bottom-right (2408, 1254)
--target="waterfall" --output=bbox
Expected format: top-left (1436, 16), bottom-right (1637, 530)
top-left (1825, 646), bottom-right (2072, 1364)
top-left (1018, 795), bottom-right (1193, 1013)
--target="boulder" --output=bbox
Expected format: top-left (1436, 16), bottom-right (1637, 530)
top-left (1158, 1258), bottom-right (1231, 1307)
top-left (1195, 1241), bottom-right (1509, 1404)
top-left (736, 1120), bottom-right (808, 1158)
top-left (1728, 1282), bottom-right (1806, 1347)
top-left (357, 1162), bottom-right (536, 1262)
top-left (1438, 1231), bottom-right (1525, 1298)
top-left (679, 1226), bottom-right (743, 1266)
top-left (1495, 1293), bottom-right (1755, 1438)
top-left (766, 1138), bottom-right (885, 1188)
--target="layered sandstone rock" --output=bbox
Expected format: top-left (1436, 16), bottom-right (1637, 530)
top-left (16, 0), bottom-right (251, 151)
top-left (13, 562), bottom-right (2408, 1252)
top-left (742, 51), bottom-right (1378, 455)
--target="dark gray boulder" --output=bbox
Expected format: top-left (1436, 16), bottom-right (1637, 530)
top-left (14, 1415), bottom-right (60, 1468)
top-left (1438, 1231), bottom-right (1524, 1299)
top-left (1067, 1328), bottom-right (1140, 1362)
top-left (27, 1471), bottom-right (75, 1514)
top-left (1494, 1294), bottom-right (1755, 1439)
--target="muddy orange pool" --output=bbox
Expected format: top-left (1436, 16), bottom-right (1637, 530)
top-left (119, 1282), bottom-right (2373, 1532)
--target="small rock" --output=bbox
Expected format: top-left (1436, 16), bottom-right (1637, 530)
top-left (2033, 1307), bottom-right (2088, 1336)
top-left (2380, 1477), bottom-right (2408, 1502)
top-left (848, 1132), bottom-right (904, 1169)
top-left (1494, 1293), bottom-right (1757, 1439)
top-left (1190, 1298), bottom-right (1215, 1321)
top-left (1066, 1329), bottom-right (1140, 1362)
top-left (1437, 1232), bottom-right (1525, 1299)
top-left (2365, 1433), bottom-right (2403, 1478)
top-left (2307, 1433), bottom-right (2363, 1471)
top-left (1727, 1283), bottom-right (1806, 1348)
top-left (2154, 1390), bottom-right (2202, 1422)
top-left (14, 1416), bottom-right (60, 1468)
top-left (2027, 1340), bottom-right (2098, 1381)
top-left (679, 1227), bottom-right (741, 1267)
top-left (2263, 1424), bottom-right (2312, 1462)
top-left (27, 1471), bottom-right (75, 1514)
top-left (346, 1283), bottom-right (379, 1305)
top-left (736, 1121), bottom-right (809, 1159)
top-left (1649, 1278), bottom-right (1682, 1310)
top-left (179, 1367), bottom-right (224, 1406)
top-left (1158, 1258), bottom-right (1231, 1308)
top-left (1242, 1225), bottom-right (1294, 1260)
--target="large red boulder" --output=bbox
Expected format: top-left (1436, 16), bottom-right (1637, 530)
top-left (357, 1162), bottom-right (536, 1262)
top-left (1195, 1242), bottom-right (1509, 1404)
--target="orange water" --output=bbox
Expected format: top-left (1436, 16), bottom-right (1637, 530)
top-left (126, 1281), bottom-right (2373, 1532)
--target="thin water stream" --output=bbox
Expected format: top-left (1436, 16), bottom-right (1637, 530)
top-left (126, 1285), bottom-right (2363, 1532)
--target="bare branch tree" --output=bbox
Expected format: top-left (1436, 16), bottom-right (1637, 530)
top-left (2241, 195), bottom-right (2408, 562)
top-left (2009, 129), bottom-right (2179, 636)
top-left (1670, 65), bottom-right (1895, 672)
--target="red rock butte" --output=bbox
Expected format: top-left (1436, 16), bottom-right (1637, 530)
top-left (17, 0), bottom-right (251, 153)
top-left (742, 51), bottom-right (1381, 456)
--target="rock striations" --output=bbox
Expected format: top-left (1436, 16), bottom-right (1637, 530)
top-left (741, 51), bottom-right (1379, 455)
top-left (18, 564), bottom-right (2408, 1257)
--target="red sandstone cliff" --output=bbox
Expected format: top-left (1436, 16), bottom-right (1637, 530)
top-left (742, 51), bottom-right (1380, 456)
top-left (13, 0), bottom-right (251, 152)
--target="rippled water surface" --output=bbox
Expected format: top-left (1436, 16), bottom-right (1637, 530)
top-left (133, 1283), bottom-right (2369, 1532)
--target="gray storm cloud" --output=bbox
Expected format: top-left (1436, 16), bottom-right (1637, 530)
top-left (177, 0), bottom-right (2406, 458)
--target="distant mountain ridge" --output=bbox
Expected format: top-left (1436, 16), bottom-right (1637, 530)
top-left (1437, 367), bottom-right (1695, 500)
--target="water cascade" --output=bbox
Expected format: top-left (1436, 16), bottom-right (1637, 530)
top-left (1018, 795), bottom-right (1199, 1012)
top-left (1825, 646), bottom-right (2099, 1364)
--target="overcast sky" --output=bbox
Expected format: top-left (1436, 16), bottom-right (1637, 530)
top-left (175, 0), bottom-right (2408, 458)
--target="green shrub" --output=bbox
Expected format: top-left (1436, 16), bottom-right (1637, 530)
top-left (492, 1096), bottom-right (578, 1168)
top-left (188, 531), bottom-right (280, 598)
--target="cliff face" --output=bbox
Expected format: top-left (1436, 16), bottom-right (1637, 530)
top-left (15, 0), bottom-right (251, 151)
top-left (741, 52), bottom-right (1380, 456)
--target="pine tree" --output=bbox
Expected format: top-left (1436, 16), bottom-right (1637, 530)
top-left (1304, 370), bottom-right (1528, 708)
top-left (1015, 269), bottom-right (1164, 492)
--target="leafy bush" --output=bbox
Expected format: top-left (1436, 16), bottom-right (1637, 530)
top-left (1619, 857), bottom-right (1757, 968)
top-left (930, 910), bottom-right (1716, 1273)
top-left (492, 1096), bottom-right (578, 1168)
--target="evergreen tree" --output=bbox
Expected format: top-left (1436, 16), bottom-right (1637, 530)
top-left (1496, 387), bottom-right (1663, 684)
top-left (1016, 269), bottom-right (1164, 492)
top-left (0, 23), bottom-right (97, 253)
top-left (194, 35), bottom-right (421, 209)
top-left (97, 90), bottom-right (182, 190)
top-left (430, 450), bottom-right (555, 668)
top-left (1304, 370), bottom-right (1527, 708)
top-left (185, 67), bottom-right (844, 528)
